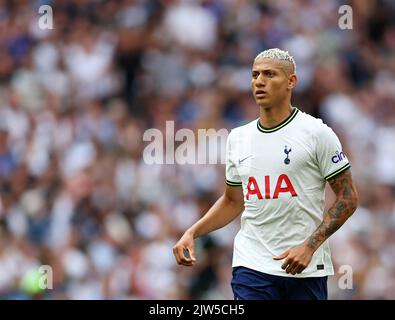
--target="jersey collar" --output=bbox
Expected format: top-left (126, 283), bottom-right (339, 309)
top-left (257, 107), bottom-right (299, 133)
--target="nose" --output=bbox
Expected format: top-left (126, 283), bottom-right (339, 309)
top-left (255, 74), bottom-right (265, 87)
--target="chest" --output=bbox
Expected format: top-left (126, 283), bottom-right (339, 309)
top-left (233, 132), bottom-right (316, 179)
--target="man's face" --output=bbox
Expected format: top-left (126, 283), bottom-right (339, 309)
top-left (251, 58), bottom-right (296, 108)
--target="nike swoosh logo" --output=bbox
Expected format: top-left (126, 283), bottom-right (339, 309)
top-left (238, 155), bottom-right (253, 164)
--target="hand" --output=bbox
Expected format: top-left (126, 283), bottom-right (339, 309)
top-left (173, 230), bottom-right (197, 266)
top-left (273, 243), bottom-right (314, 275)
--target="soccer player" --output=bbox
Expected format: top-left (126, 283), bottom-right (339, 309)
top-left (173, 48), bottom-right (358, 300)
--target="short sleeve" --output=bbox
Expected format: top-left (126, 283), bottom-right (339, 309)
top-left (315, 124), bottom-right (351, 181)
top-left (225, 130), bottom-right (242, 187)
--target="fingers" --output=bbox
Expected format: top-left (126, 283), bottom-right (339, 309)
top-left (275, 251), bottom-right (300, 274)
top-left (286, 261), bottom-right (299, 275)
top-left (173, 246), bottom-right (191, 266)
top-left (188, 246), bottom-right (196, 262)
top-left (281, 258), bottom-right (306, 275)
top-left (273, 250), bottom-right (290, 260)
top-left (274, 245), bottom-right (312, 275)
top-left (281, 257), bottom-right (291, 270)
top-left (173, 246), bottom-right (184, 265)
top-left (294, 264), bottom-right (306, 274)
top-left (173, 244), bottom-right (196, 266)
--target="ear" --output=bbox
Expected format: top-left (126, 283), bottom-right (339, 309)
top-left (288, 74), bottom-right (297, 90)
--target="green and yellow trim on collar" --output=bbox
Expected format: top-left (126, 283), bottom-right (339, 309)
top-left (226, 179), bottom-right (242, 187)
top-left (257, 107), bottom-right (299, 133)
top-left (325, 163), bottom-right (351, 181)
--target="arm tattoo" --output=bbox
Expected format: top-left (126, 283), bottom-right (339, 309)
top-left (306, 169), bottom-right (358, 251)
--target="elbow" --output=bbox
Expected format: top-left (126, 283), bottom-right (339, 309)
top-left (350, 188), bottom-right (359, 215)
top-left (228, 196), bottom-right (245, 211)
top-left (350, 198), bottom-right (358, 215)
top-left (223, 194), bottom-right (244, 212)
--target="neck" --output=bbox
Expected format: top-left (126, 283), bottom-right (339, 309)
top-left (259, 103), bottom-right (293, 128)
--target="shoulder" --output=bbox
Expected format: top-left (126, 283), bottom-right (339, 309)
top-left (296, 109), bottom-right (336, 138)
top-left (297, 109), bottom-right (325, 130)
top-left (227, 118), bottom-right (257, 141)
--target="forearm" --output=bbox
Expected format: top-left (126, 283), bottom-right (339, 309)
top-left (188, 194), bottom-right (244, 239)
top-left (305, 196), bottom-right (357, 252)
top-left (303, 169), bottom-right (359, 252)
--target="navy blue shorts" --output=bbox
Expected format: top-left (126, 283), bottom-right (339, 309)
top-left (231, 266), bottom-right (328, 300)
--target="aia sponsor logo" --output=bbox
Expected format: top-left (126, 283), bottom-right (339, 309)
top-left (246, 174), bottom-right (297, 200)
top-left (332, 151), bottom-right (346, 164)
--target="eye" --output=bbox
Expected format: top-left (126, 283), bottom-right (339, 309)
top-left (252, 72), bottom-right (259, 79)
top-left (264, 70), bottom-right (274, 77)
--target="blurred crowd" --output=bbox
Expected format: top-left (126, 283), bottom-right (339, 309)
top-left (0, 0), bottom-right (394, 299)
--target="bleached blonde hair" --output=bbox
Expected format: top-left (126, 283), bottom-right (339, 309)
top-left (254, 48), bottom-right (296, 74)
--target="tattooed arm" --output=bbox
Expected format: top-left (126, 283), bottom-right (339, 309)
top-left (273, 169), bottom-right (358, 274)
top-left (305, 169), bottom-right (358, 251)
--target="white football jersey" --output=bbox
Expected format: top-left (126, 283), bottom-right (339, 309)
top-left (226, 107), bottom-right (350, 278)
